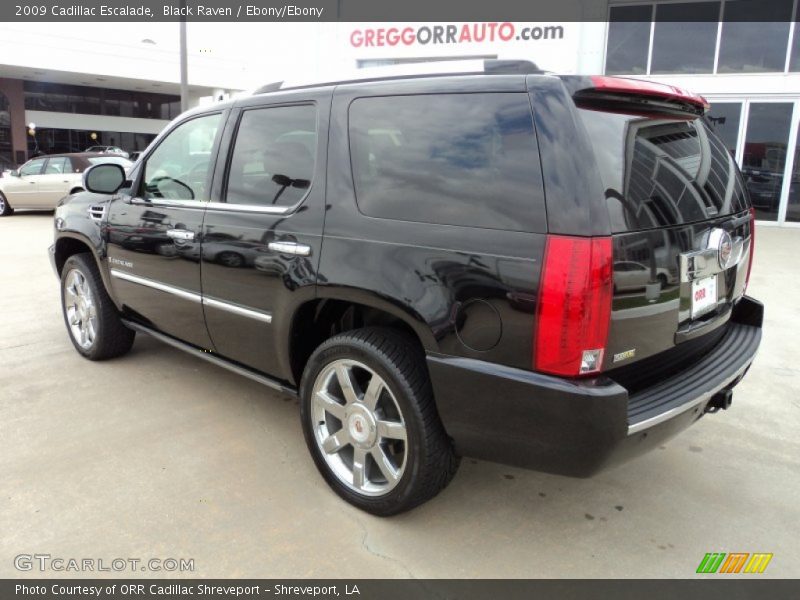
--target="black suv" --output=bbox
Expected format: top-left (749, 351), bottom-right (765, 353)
top-left (50, 60), bottom-right (762, 515)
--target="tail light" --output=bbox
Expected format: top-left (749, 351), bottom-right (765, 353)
top-left (534, 236), bottom-right (613, 377)
top-left (744, 207), bottom-right (755, 293)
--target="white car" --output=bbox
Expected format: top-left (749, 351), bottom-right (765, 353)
top-left (613, 260), bottom-right (676, 291)
top-left (85, 145), bottom-right (130, 158)
top-left (0, 153), bottom-right (132, 216)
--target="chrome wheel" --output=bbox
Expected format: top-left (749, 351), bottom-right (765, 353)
top-left (311, 359), bottom-right (408, 497)
top-left (64, 268), bottom-right (98, 350)
top-left (0, 195), bottom-right (5, 212)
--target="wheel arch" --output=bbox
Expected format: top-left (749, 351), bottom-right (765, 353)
top-left (54, 233), bottom-right (117, 307)
top-left (287, 291), bottom-right (438, 387)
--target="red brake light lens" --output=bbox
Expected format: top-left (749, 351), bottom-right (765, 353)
top-left (534, 236), bottom-right (614, 377)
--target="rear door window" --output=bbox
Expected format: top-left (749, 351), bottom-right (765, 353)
top-left (44, 157), bottom-right (69, 174)
top-left (578, 110), bottom-right (750, 233)
top-left (348, 93), bottom-right (545, 232)
top-left (225, 104), bottom-right (317, 207)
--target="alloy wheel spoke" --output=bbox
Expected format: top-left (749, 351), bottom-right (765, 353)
top-left (314, 390), bottom-right (345, 420)
top-left (86, 320), bottom-right (96, 344)
top-left (321, 428), bottom-right (350, 454)
top-left (370, 447), bottom-right (399, 483)
top-left (352, 448), bottom-right (367, 489)
top-left (377, 420), bottom-right (406, 441)
top-left (362, 375), bottom-right (384, 411)
top-left (335, 364), bottom-right (359, 405)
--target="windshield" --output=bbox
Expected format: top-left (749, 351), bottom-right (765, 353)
top-left (578, 109), bottom-right (750, 233)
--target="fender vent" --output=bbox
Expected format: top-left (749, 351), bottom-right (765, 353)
top-left (87, 204), bottom-right (105, 223)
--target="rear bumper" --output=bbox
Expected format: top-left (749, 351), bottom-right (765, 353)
top-left (428, 296), bottom-right (763, 477)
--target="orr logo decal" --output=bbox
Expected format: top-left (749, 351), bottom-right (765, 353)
top-left (696, 552), bottom-right (773, 574)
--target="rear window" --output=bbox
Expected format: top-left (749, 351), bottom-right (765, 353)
top-left (578, 110), bottom-right (750, 233)
top-left (88, 156), bottom-right (132, 168)
top-left (349, 93), bottom-right (545, 232)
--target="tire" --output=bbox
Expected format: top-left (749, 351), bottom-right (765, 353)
top-left (0, 191), bottom-right (13, 216)
top-left (217, 251), bottom-right (244, 268)
top-left (61, 253), bottom-right (135, 360)
top-left (657, 274), bottom-right (668, 289)
top-left (299, 327), bottom-right (459, 516)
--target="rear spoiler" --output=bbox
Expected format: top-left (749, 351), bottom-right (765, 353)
top-left (560, 75), bottom-right (710, 118)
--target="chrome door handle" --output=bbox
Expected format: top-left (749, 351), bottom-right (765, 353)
top-left (268, 241), bottom-right (312, 257)
top-left (166, 229), bottom-right (194, 241)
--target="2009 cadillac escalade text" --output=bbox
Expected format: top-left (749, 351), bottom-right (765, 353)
top-left (48, 60), bottom-right (762, 516)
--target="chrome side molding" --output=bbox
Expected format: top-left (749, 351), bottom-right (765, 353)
top-left (109, 269), bottom-right (272, 323)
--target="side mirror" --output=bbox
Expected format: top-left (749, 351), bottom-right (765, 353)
top-left (9, 170), bottom-right (19, 177)
top-left (84, 163), bottom-right (126, 194)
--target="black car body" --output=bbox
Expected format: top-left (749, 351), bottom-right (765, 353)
top-left (50, 61), bottom-right (761, 513)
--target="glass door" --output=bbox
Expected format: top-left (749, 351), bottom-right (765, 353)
top-left (707, 97), bottom-right (800, 225)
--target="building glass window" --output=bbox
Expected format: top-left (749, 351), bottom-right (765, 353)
top-left (651, 2), bottom-right (720, 74)
top-left (790, 3), bottom-right (800, 71)
top-left (717, 0), bottom-right (793, 73)
top-left (787, 124), bottom-right (800, 222)
top-left (0, 91), bottom-right (12, 170)
top-left (706, 102), bottom-right (742, 157)
top-left (605, 5), bottom-right (652, 75)
top-left (741, 103), bottom-right (793, 221)
top-left (23, 82), bottom-right (179, 119)
top-left (27, 128), bottom-right (157, 156)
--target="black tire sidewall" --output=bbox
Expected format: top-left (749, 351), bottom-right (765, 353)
top-left (300, 333), bottom-right (431, 515)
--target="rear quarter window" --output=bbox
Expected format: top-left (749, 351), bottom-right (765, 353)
top-left (578, 109), bottom-right (750, 233)
top-left (348, 93), bottom-right (545, 232)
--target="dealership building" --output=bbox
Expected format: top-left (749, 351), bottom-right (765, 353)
top-left (0, 0), bottom-right (798, 226)
top-left (0, 22), bottom-right (246, 169)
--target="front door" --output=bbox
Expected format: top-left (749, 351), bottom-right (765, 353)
top-left (105, 111), bottom-right (225, 349)
top-left (3, 157), bottom-right (45, 206)
top-left (200, 95), bottom-right (329, 379)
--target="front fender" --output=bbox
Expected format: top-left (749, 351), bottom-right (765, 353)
top-left (53, 193), bottom-right (117, 307)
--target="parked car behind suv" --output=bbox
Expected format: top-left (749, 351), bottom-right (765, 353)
top-left (85, 145), bottom-right (130, 158)
top-left (0, 153), bottom-right (132, 216)
top-left (49, 60), bottom-right (762, 515)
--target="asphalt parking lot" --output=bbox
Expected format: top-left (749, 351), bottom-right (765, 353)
top-left (2, 211), bottom-right (799, 579)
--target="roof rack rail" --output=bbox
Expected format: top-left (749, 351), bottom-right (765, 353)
top-left (253, 59), bottom-right (542, 95)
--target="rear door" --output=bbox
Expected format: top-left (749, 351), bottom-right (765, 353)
top-left (38, 156), bottom-right (74, 206)
top-left (199, 90), bottom-right (331, 380)
top-left (569, 83), bottom-right (752, 373)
